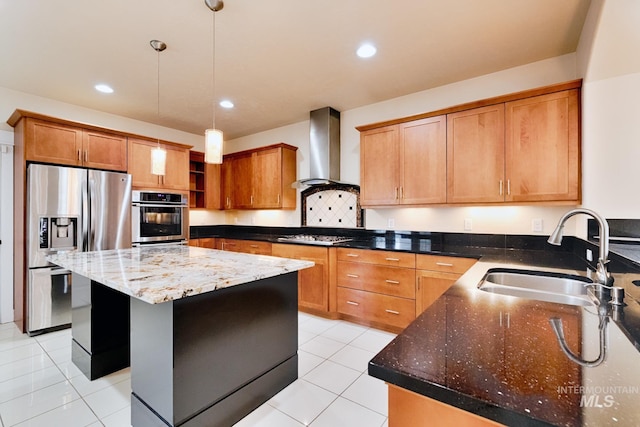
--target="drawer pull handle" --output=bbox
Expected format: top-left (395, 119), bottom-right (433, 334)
top-left (346, 254), bottom-right (359, 258)
top-left (435, 262), bottom-right (454, 267)
top-left (347, 274), bottom-right (359, 278)
top-left (385, 257), bottom-right (400, 262)
top-left (385, 309), bottom-right (400, 315)
top-left (385, 280), bottom-right (400, 284)
top-left (250, 245), bottom-right (259, 248)
top-left (347, 301), bottom-right (359, 306)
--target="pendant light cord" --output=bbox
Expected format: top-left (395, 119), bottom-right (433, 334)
top-left (212, 9), bottom-right (216, 130)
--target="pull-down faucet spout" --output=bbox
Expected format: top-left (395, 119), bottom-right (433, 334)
top-left (548, 208), bottom-right (613, 287)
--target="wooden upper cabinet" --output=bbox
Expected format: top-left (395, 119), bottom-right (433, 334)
top-left (447, 104), bottom-right (505, 204)
top-left (360, 116), bottom-right (447, 207)
top-left (505, 89), bottom-right (580, 202)
top-left (128, 138), bottom-right (190, 191)
top-left (360, 125), bottom-right (400, 206)
top-left (359, 80), bottom-right (582, 206)
top-left (24, 118), bottom-right (127, 171)
top-left (82, 130), bottom-right (127, 171)
top-left (223, 143), bottom-right (297, 210)
top-left (400, 116), bottom-right (447, 204)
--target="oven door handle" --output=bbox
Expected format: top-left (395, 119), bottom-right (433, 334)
top-left (132, 203), bottom-right (187, 208)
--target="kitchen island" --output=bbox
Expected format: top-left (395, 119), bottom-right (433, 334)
top-left (48, 245), bottom-right (313, 427)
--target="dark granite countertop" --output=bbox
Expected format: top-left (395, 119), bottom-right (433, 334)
top-left (191, 225), bottom-right (640, 426)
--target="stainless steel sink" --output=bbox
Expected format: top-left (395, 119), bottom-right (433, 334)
top-left (478, 268), bottom-right (596, 307)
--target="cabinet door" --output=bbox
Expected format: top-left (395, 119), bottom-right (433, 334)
top-left (505, 89), bottom-right (580, 202)
top-left (447, 104), bottom-right (505, 203)
top-left (204, 163), bottom-right (222, 209)
top-left (360, 125), bottom-right (400, 206)
top-left (221, 160), bottom-right (233, 209)
top-left (163, 145), bottom-right (189, 191)
top-left (415, 270), bottom-right (459, 315)
top-left (400, 116), bottom-right (447, 204)
top-left (272, 244), bottom-right (329, 312)
top-left (230, 154), bottom-right (254, 209)
top-left (128, 139), bottom-right (161, 188)
top-left (253, 148), bottom-right (282, 208)
top-left (83, 130), bottom-right (127, 172)
top-left (25, 119), bottom-right (82, 166)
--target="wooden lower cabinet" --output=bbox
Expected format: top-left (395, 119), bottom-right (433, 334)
top-left (337, 288), bottom-right (415, 330)
top-left (388, 385), bottom-right (504, 427)
top-left (336, 248), bottom-right (416, 331)
top-left (218, 239), bottom-right (272, 255)
top-left (188, 238), bottom-right (216, 248)
top-left (272, 244), bottom-right (330, 313)
top-left (415, 254), bottom-right (477, 314)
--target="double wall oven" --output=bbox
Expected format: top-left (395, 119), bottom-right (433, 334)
top-left (132, 191), bottom-right (188, 246)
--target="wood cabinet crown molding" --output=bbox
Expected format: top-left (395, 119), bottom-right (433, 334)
top-left (7, 109), bottom-right (193, 150)
top-left (355, 79), bottom-right (582, 132)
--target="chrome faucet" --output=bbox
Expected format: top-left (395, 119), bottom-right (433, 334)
top-left (548, 208), bottom-right (613, 287)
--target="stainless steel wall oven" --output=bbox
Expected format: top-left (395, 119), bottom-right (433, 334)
top-left (132, 191), bottom-right (188, 245)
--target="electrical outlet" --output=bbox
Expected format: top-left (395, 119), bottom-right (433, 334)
top-left (532, 218), bottom-right (543, 233)
top-left (387, 218), bottom-right (395, 229)
top-left (464, 218), bottom-right (473, 231)
top-left (586, 248), bottom-right (593, 262)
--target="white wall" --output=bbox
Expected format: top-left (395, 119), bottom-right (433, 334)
top-left (0, 130), bottom-right (14, 323)
top-left (576, 0), bottom-right (640, 238)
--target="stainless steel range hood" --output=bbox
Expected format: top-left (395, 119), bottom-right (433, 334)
top-left (294, 107), bottom-right (351, 188)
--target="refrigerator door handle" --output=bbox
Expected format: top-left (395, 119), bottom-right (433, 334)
top-left (82, 173), bottom-right (89, 252)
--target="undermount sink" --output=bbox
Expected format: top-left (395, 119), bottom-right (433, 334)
top-left (478, 268), bottom-right (596, 307)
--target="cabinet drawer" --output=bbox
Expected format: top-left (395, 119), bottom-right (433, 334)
top-left (337, 288), bottom-right (416, 330)
top-left (416, 254), bottom-right (476, 274)
top-left (337, 261), bottom-right (415, 298)
top-left (221, 239), bottom-right (272, 255)
top-left (337, 248), bottom-right (415, 268)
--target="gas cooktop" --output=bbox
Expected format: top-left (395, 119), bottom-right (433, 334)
top-left (277, 234), bottom-right (353, 246)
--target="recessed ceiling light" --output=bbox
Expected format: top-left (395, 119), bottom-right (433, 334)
top-left (356, 43), bottom-right (377, 58)
top-left (219, 100), bottom-right (234, 109)
top-left (94, 84), bottom-right (114, 94)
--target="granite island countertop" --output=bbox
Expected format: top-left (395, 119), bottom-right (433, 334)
top-left (47, 245), bottom-right (314, 304)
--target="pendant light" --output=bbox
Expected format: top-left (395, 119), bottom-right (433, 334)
top-left (150, 39), bottom-right (167, 175)
top-left (204, 0), bottom-right (224, 164)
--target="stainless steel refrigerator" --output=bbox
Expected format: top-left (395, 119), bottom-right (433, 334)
top-left (26, 164), bottom-right (131, 335)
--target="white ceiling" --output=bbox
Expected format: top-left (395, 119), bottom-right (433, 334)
top-left (0, 0), bottom-right (591, 140)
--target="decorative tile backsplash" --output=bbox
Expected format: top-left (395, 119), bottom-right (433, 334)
top-left (301, 184), bottom-right (363, 228)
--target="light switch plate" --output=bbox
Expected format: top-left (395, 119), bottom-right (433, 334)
top-left (532, 218), bottom-right (543, 233)
top-left (464, 218), bottom-right (472, 231)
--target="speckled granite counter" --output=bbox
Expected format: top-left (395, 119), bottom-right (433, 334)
top-left (47, 245), bottom-right (313, 304)
top-left (369, 256), bottom-right (640, 427)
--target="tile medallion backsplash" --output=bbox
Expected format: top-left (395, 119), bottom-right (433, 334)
top-left (301, 184), bottom-right (363, 228)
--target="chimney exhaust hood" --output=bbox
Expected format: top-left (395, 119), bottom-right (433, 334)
top-left (294, 107), bottom-right (353, 188)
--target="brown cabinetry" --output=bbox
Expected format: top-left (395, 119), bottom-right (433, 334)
top-left (24, 118), bottom-right (128, 171)
top-left (272, 244), bottom-right (330, 313)
top-left (358, 80), bottom-right (582, 206)
top-left (188, 238), bottom-right (216, 248)
top-left (189, 151), bottom-right (222, 209)
top-left (336, 248), bottom-right (416, 331)
top-left (222, 143), bottom-right (297, 210)
top-left (218, 238), bottom-right (272, 255)
top-left (128, 138), bottom-right (190, 191)
top-left (360, 116), bottom-right (446, 207)
top-left (415, 254), bottom-right (476, 314)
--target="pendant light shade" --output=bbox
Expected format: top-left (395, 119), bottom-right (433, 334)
top-left (204, 0), bottom-right (224, 164)
top-left (151, 146), bottom-right (167, 175)
top-left (150, 39), bottom-right (167, 175)
top-left (205, 128), bottom-right (223, 164)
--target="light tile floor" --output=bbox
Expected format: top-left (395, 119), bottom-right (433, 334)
top-left (0, 312), bottom-right (395, 427)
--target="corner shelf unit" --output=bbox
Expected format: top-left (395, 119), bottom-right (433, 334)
top-left (189, 151), bottom-right (206, 208)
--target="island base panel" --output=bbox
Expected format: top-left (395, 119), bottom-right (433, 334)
top-left (131, 355), bottom-right (297, 427)
top-left (71, 273), bottom-right (130, 380)
top-left (130, 272), bottom-right (299, 427)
